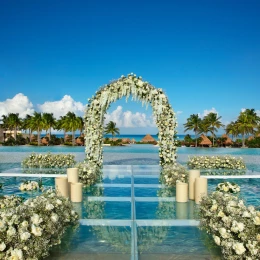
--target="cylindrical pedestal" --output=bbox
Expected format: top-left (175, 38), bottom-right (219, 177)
top-left (67, 168), bottom-right (79, 183)
top-left (188, 200), bottom-right (196, 219)
top-left (195, 177), bottom-right (208, 204)
top-left (55, 177), bottom-right (69, 198)
top-left (176, 182), bottom-right (188, 202)
top-left (188, 170), bottom-right (200, 200)
top-left (176, 202), bottom-right (188, 219)
top-left (70, 183), bottom-right (83, 202)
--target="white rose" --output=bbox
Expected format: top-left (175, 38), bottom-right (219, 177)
top-left (45, 203), bottom-right (54, 211)
top-left (253, 216), bottom-right (260, 225)
top-left (0, 242), bottom-right (6, 251)
top-left (242, 211), bottom-right (251, 218)
top-left (213, 235), bottom-right (221, 246)
top-left (219, 228), bottom-right (229, 238)
top-left (233, 242), bottom-right (246, 255)
top-left (31, 214), bottom-right (42, 225)
top-left (211, 204), bottom-right (218, 211)
top-left (31, 224), bottom-right (42, 237)
top-left (56, 199), bottom-right (62, 205)
top-left (21, 221), bottom-right (29, 228)
top-left (7, 226), bottom-right (16, 236)
top-left (51, 213), bottom-right (59, 223)
top-left (20, 231), bottom-right (31, 241)
top-left (10, 248), bottom-right (23, 259)
top-left (237, 222), bottom-right (244, 232)
top-left (0, 220), bottom-right (6, 231)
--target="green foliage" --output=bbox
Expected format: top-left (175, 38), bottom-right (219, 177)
top-left (247, 137), bottom-right (260, 148)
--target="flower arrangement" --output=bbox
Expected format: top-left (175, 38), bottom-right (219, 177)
top-left (0, 189), bottom-right (78, 259)
top-left (19, 180), bottom-right (41, 191)
top-left (22, 153), bottom-right (76, 169)
top-left (199, 191), bottom-right (260, 259)
top-left (187, 155), bottom-right (246, 171)
top-left (75, 161), bottom-right (103, 186)
top-left (216, 182), bottom-right (240, 194)
top-left (84, 73), bottom-right (178, 178)
top-left (0, 195), bottom-right (24, 209)
top-left (160, 163), bottom-right (188, 187)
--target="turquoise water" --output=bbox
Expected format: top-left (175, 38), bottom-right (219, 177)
top-left (1, 146), bottom-right (260, 259)
top-left (0, 165), bottom-right (259, 259)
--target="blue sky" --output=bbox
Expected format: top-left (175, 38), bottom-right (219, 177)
top-left (0, 0), bottom-right (260, 134)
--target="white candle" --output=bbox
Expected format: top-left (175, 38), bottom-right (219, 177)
top-left (188, 169), bottom-right (200, 200)
top-left (195, 177), bottom-right (208, 204)
top-left (176, 182), bottom-right (188, 203)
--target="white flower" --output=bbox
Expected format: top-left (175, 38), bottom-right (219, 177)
top-left (211, 204), bottom-right (218, 211)
top-left (31, 214), bottom-right (42, 225)
top-left (31, 224), bottom-right (43, 237)
top-left (213, 235), bottom-right (221, 245)
top-left (45, 203), bottom-right (54, 211)
top-left (242, 211), bottom-right (251, 218)
top-left (9, 248), bottom-right (23, 259)
top-left (20, 231), bottom-right (31, 241)
top-left (0, 219), bottom-right (6, 231)
top-left (0, 242), bottom-right (6, 251)
top-left (7, 226), bottom-right (16, 236)
top-left (253, 216), bottom-right (260, 225)
top-left (219, 228), bottom-right (229, 238)
top-left (51, 213), bottom-right (59, 223)
top-left (233, 242), bottom-right (246, 255)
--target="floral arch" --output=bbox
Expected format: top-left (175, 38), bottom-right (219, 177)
top-left (84, 73), bottom-right (178, 169)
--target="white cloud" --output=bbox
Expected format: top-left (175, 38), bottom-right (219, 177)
top-left (0, 93), bottom-right (34, 118)
top-left (176, 111), bottom-right (183, 115)
top-left (104, 106), bottom-right (155, 127)
top-left (241, 108), bottom-right (246, 112)
top-left (38, 95), bottom-right (85, 118)
top-left (256, 110), bottom-right (260, 116)
top-left (198, 107), bottom-right (218, 118)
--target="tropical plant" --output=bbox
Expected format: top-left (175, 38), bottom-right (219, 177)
top-left (42, 112), bottom-right (56, 140)
top-left (104, 121), bottom-right (120, 139)
top-left (63, 112), bottom-right (80, 146)
top-left (236, 109), bottom-right (260, 147)
top-left (3, 113), bottom-right (22, 140)
top-left (225, 121), bottom-right (239, 141)
top-left (30, 112), bottom-right (44, 146)
top-left (203, 113), bottom-right (224, 146)
top-left (22, 114), bottom-right (34, 142)
top-left (184, 114), bottom-right (202, 147)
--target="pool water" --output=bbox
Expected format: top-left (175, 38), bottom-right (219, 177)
top-left (1, 165), bottom-right (260, 259)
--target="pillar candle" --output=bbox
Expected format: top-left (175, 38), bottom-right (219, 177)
top-left (188, 170), bottom-right (200, 200)
top-left (70, 183), bottom-right (83, 202)
top-left (176, 182), bottom-right (188, 203)
top-left (55, 177), bottom-right (69, 198)
top-left (67, 168), bottom-right (79, 183)
top-left (195, 177), bottom-right (208, 204)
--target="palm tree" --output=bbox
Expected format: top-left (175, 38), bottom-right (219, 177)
top-left (225, 121), bottom-right (239, 141)
top-left (203, 113), bottom-right (224, 146)
top-left (236, 109), bottom-right (259, 147)
top-left (22, 114), bottom-right (34, 142)
top-left (42, 113), bottom-right (56, 140)
top-left (30, 112), bottom-right (44, 146)
top-left (6, 113), bottom-right (22, 140)
top-left (104, 121), bottom-right (120, 140)
top-left (198, 119), bottom-right (211, 136)
top-left (184, 114), bottom-right (202, 147)
top-left (77, 116), bottom-right (84, 136)
top-left (63, 112), bottom-right (79, 146)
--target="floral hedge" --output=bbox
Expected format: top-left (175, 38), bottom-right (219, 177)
top-left (22, 153), bottom-right (76, 169)
top-left (199, 191), bottom-right (260, 259)
top-left (84, 73), bottom-right (178, 172)
top-left (187, 155), bottom-right (246, 171)
top-left (0, 190), bottom-right (78, 259)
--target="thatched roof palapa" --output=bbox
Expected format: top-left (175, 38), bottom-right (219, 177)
top-left (141, 134), bottom-right (156, 143)
top-left (222, 134), bottom-right (233, 145)
top-left (199, 134), bottom-right (212, 146)
top-left (122, 138), bottom-right (131, 144)
top-left (131, 138), bottom-right (136, 144)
